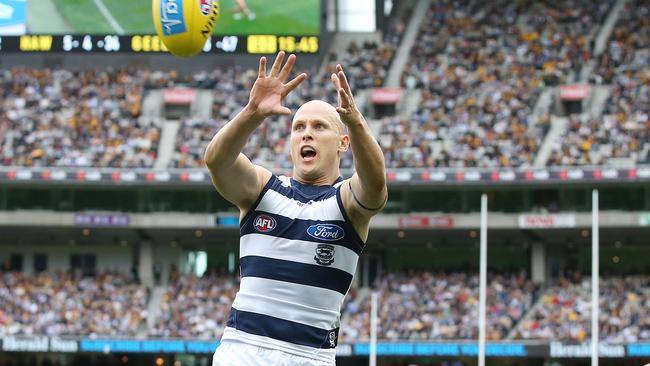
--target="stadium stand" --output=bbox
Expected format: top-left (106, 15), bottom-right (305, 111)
top-left (2, 0), bottom-right (648, 171)
top-left (548, 0), bottom-right (649, 166)
top-left (339, 271), bottom-right (537, 341)
top-left (0, 271), bottom-right (148, 337)
top-left (514, 274), bottom-right (650, 342)
top-left (0, 68), bottom-right (160, 168)
top-left (2, 269), bottom-right (648, 344)
top-left (148, 272), bottom-right (238, 340)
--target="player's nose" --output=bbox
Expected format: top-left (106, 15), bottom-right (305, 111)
top-left (301, 128), bottom-right (314, 140)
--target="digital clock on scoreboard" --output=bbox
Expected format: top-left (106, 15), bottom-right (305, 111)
top-left (0, 35), bottom-right (320, 54)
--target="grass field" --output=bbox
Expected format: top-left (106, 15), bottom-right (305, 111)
top-left (29, 0), bottom-right (320, 35)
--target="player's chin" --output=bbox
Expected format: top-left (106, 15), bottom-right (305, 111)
top-left (297, 162), bottom-right (319, 176)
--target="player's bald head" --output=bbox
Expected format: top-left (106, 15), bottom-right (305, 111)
top-left (294, 100), bottom-right (345, 134)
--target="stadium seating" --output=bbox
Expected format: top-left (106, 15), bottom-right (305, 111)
top-left (549, 0), bottom-right (650, 166)
top-left (514, 274), bottom-right (650, 342)
top-left (339, 271), bottom-right (537, 341)
top-left (2, 269), bottom-right (648, 342)
top-left (149, 272), bottom-right (238, 339)
top-left (0, 0), bottom-right (646, 170)
top-left (0, 68), bottom-right (160, 168)
top-left (0, 271), bottom-right (148, 337)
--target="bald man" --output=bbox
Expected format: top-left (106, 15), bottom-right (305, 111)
top-left (205, 52), bottom-right (387, 365)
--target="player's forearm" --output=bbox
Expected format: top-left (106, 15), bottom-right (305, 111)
top-left (204, 105), bottom-right (264, 169)
top-left (348, 115), bottom-right (386, 191)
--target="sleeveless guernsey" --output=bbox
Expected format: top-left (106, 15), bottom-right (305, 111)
top-left (220, 175), bottom-right (364, 364)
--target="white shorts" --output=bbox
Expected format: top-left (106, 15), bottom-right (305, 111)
top-left (212, 342), bottom-right (335, 366)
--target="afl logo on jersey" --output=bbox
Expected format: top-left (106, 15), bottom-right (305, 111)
top-left (307, 224), bottom-right (344, 241)
top-left (253, 214), bottom-right (276, 232)
top-left (314, 244), bottom-right (335, 266)
top-left (199, 0), bottom-right (212, 16)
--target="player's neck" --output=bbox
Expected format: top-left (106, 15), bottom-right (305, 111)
top-left (292, 169), bottom-right (340, 186)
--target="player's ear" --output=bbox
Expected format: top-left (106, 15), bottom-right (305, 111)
top-left (339, 134), bottom-right (350, 153)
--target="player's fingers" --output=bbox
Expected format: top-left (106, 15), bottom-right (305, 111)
top-left (330, 73), bottom-right (341, 90)
top-left (270, 51), bottom-right (285, 77)
top-left (283, 73), bottom-right (307, 96)
top-left (258, 56), bottom-right (267, 78)
top-left (274, 106), bottom-right (292, 115)
top-left (331, 74), bottom-right (343, 106)
top-left (338, 88), bottom-right (352, 108)
top-left (337, 68), bottom-right (353, 96)
top-left (278, 54), bottom-right (296, 82)
top-left (338, 72), bottom-right (355, 107)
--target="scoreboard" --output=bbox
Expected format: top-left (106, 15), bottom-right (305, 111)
top-left (0, 34), bottom-right (320, 54)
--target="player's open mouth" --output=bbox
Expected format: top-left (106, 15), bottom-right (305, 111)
top-left (300, 146), bottom-right (317, 162)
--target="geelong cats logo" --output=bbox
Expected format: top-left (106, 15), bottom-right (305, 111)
top-left (314, 244), bottom-right (335, 266)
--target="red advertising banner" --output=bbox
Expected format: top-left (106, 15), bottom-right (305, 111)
top-left (518, 214), bottom-right (576, 228)
top-left (371, 87), bottom-right (403, 104)
top-left (164, 88), bottom-right (197, 105)
top-left (559, 84), bottom-right (591, 101)
top-left (398, 215), bottom-right (454, 228)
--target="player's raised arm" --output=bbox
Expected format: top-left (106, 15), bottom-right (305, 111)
top-left (331, 64), bottom-right (387, 221)
top-left (204, 51), bottom-right (307, 213)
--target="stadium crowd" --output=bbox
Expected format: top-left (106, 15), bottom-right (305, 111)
top-left (340, 271), bottom-right (537, 341)
top-left (0, 68), bottom-right (160, 168)
top-left (169, 2), bottom-right (413, 169)
top-left (549, 0), bottom-right (650, 166)
top-left (1, 0), bottom-right (647, 171)
top-left (1, 268), bottom-right (649, 342)
top-left (0, 270), bottom-right (148, 337)
top-left (148, 272), bottom-right (238, 340)
top-left (515, 274), bottom-right (650, 342)
top-left (389, 0), bottom-right (616, 168)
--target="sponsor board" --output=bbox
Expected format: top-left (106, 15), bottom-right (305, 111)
top-left (74, 213), bottom-right (130, 227)
top-left (164, 88), bottom-right (197, 105)
top-left (549, 342), bottom-right (625, 358)
top-left (0, 338), bottom-right (648, 357)
top-left (398, 215), bottom-right (454, 228)
top-left (560, 84), bottom-right (591, 101)
top-left (2, 336), bottom-right (49, 352)
top-left (518, 214), bottom-right (576, 229)
top-left (1, 166), bottom-right (650, 186)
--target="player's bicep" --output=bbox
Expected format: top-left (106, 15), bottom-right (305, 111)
top-left (207, 153), bottom-right (271, 211)
top-left (341, 174), bottom-right (388, 219)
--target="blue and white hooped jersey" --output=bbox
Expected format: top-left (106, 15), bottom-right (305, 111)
top-left (221, 175), bottom-right (365, 363)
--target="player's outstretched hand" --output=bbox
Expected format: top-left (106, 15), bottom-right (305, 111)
top-left (248, 51), bottom-right (307, 118)
top-left (331, 64), bottom-right (363, 127)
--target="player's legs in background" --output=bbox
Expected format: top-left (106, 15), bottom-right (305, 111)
top-left (233, 0), bottom-right (256, 20)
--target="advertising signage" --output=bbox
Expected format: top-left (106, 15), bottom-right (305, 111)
top-left (3, 337), bottom-right (650, 358)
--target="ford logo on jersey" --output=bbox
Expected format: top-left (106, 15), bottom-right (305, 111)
top-left (253, 214), bottom-right (276, 232)
top-left (160, 0), bottom-right (187, 36)
top-left (307, 224), bottom-right (345, 241)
